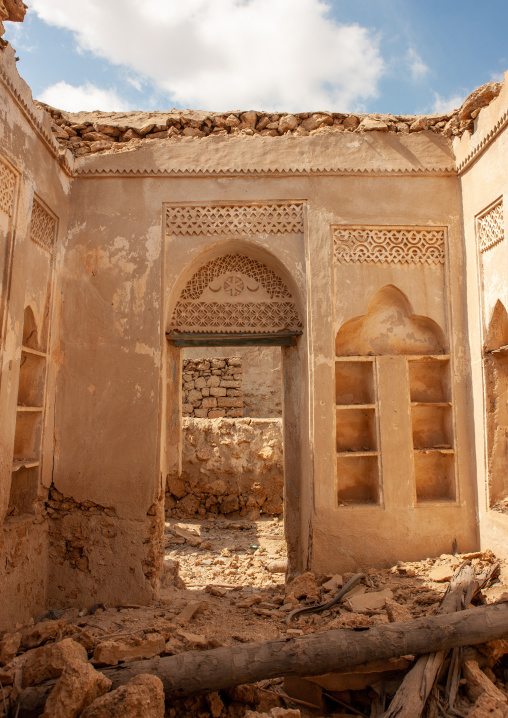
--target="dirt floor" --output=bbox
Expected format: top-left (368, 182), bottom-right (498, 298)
top-left (2, 518), bottom-right (508, 717)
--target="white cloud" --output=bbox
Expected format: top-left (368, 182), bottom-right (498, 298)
top-left (38, 81), bottom-right (131, 112)
top-left (406, 47), bottom-right (428, 82)
top-left (432, 91), bottom-right (466, 114)
top-left (28, 0), bottom-right (385, 112)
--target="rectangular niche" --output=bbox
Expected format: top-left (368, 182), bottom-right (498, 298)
top-left (17, 349), bottom-right (46, 407)
top-left (9, 465), bottom-right (39, 515)
top-left (337, 455), bottom-right (379, 505)
top-left (411, 404), bottom-right (453, 450)
top-left (414, 451), bottom-right (456, 502)
top-left (13, 410), bottom-right (43, 463)
top-left (336, 407), bottom-right (377, 453)
top-left (335, 359), bottom-right (375, 405)
top-left (408, 355), bottom-right (456, 502)
top-left (408, 357), bottom-right (451, 403)
top-left (335, 358), bottom-right (380, 505)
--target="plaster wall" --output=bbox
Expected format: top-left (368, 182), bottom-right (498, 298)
top-left (454, 71), bottom-right (508, 559)
top-left (0, 44), bottom-right (70, 629)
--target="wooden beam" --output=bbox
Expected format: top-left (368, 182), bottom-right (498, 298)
top-left (165, 332), bottom-right (302, 347)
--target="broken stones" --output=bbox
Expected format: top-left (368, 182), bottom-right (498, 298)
top-left (42, 661), bottom-right (111, 718)
top-left (93, 633), bottom-right (165, 666)
top-left (359, 118), bottom-right (389, 132)
top-left (429, 565), bottom-right (455, 582)
top-left (81, 674), bottom-right (165, 718)
top-left (22, 638), bottom-right (88, 687)
top-left (0, 631), bottom-right (20, 665)
top-left (286, 572), bottom-right (320, 603)
top-left (345, 588), bottom-right (394, 612)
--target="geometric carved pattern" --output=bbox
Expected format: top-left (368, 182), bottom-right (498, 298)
top-left (333, 226), bottom-right (445, 265)
top-left (0, 156), bottom-right (16, 217)
top-left (30, 199), bottom-right (56, 253)
top-left (477, 200), bottom-right (504, 253)
top-left (180, 254), bottom-right (292, 300)
top-left (170, 253), bottom-right (302, 334)
top-left (166, 202), bottom-right (304, 236)
top-left (170, 302), bottom-right (302, 333)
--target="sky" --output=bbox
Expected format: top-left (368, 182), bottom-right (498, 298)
top-left (3, 0), bottom-right (508, 116)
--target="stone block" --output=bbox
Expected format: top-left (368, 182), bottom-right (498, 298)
top-left (210, 387), bottom-right (227, 397)
top-left (80, 674), bottom-right (164, 718)
top-left (226, 388), bottom-right (242, 397)
top-left (201, 388), bottom-right (210, 397)
top-left (181, 404), bottom-right (193, 415)
top-left (22, 639), bottom-right (88, 687)
top-left (93, 633), bottom-right (165, 666)
top-left (201, 397), bottom-right (217, 409)
top-left (226, 409), bottom-right (243, 417)
top-left (42, 660), bottom-right (111, 718)
top-left (194, 377), bottom-right (207, 389)
top-left (208, 409), bottom-right (226, 418)
top-left (206, 376), bottom-right (221, 387)
top-left (183, 381), bottom-right (194, 390)
top-left (218, 397), bottom-right (243, 408)
top-left (194, 409), bottom-right (208, 418)
top-left (220, 380), bottom-right (241, 388)
top-left (187, 389), bottom-right (202, 403)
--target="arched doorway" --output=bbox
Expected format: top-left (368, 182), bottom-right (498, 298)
top-left (164, 247), bottom-right (307, 575)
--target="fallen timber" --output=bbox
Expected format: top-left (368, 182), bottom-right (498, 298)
top-left (18, 603), bottom-right (508, 715)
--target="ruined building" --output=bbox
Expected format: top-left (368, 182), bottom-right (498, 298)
top-left (1, 3), bottom-right (508, 632)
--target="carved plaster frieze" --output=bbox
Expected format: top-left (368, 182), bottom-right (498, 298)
top-left (477, 199), bottom-right (504, 253)
top-left (30, 199), bottom-right (56, 253)
top-left (166, 202), bottom-right (304, 236)
top-left (333, 226), bottom-right (445, 265)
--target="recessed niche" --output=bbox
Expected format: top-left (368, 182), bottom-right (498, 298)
top-left (412, 404), bottom-right (453, 450)
top-left (408, 358), bottom-right (450, 403)
top-left (337, 455), bottom-right (379, 504)
top-left (22, 306), bottom-right (40, 351)
top-left (335, 360), bottom-right (375, 405)
top-left (13, 411), bottom-right (43, 462)
top-left (414, 451), bottom-right (456, 502)
top-left (17, 351), bottom-right (46, 407)
top-left (9, 466), bottom-right (39, 515)
top-left (336, 407), bottom-right (377, 453)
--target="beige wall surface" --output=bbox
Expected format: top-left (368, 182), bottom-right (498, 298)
top-left (0, 45), bottom-right (71, 628)
top-left (455, 71), bottom-right (508, 559)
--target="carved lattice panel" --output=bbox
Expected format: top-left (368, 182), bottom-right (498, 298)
top-left (30, 200), bottom-right (56, 253)
top-left (166, 202), bottom-right (304, 236)
top-left (181, 254), bottom-right (291, 300)
top-left (170, 253), bottom-right (302, 334)
top-left (171, 302), bottom-right (302, 333)
top-left (333, 226), bottom-right (445, 265)
top-left (477, 201), bottom-right (504, 253)
top-left (0, 157), bottom-right (16, 217)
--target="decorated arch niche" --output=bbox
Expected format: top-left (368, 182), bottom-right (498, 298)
top-left (168, 253), bottom-right (303, 334)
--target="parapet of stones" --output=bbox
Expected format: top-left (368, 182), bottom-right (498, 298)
top-left (35, 80), bottom-right (503, 158)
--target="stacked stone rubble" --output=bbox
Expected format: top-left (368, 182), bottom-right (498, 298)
top-left (182, 357), bottom-right (243, 418)
top-left (37, 79), bottom-right (503, 157)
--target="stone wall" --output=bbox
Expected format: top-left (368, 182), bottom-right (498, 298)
top-left (166, 418), bottom-right (283, 518)
top-left (39, 80), bottom-right (504, 158)
top-left (183, 347), bottom-right (282, 418)
top-left (182, 357), bottom-right (243, 418)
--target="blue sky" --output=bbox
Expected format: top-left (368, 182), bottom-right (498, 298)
top-left (4, 0), bottom-right (507, 115)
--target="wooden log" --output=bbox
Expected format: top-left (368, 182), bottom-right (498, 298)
top-left (16, 603), bottom-right (508, 716)
top-left (382, 563), bottom-right (477, 718)
top-left (462, 659), bottom-right (508, 705)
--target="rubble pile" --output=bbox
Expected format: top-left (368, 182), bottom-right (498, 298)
top-left (182, 358), bottom-right (243, 419)
top-left (36, 81), bottom-right (503, 157)
top-left (168, 421), bottom-right (283, 520)
top-left (1, 521), bottom-right (508, 717)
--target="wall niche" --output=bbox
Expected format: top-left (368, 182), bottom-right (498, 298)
top-left (9, 306), bottom-right (47, 516)
top-left (335, 285), bottom-right (454, 508)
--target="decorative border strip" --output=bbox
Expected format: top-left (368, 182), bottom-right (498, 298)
top-left (166, 202), bottom-right (304, 236)
top-left (476, 198), bottom-right (504, 253)
top-left (456, 109), bottom-right (508, 174)
top-left (333, 226), bottom-right (446, 265)
top-left (75, 166), bottom-right (456, 179)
